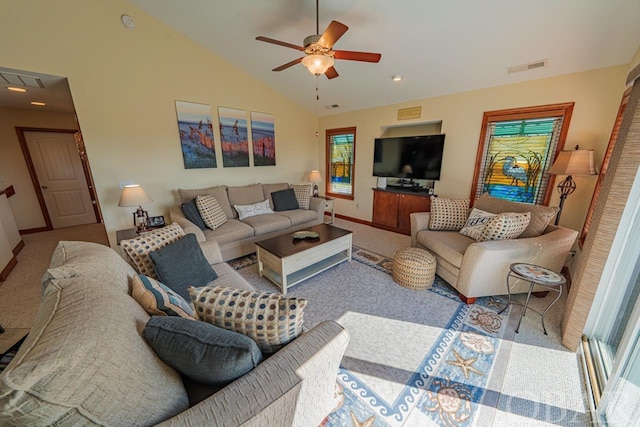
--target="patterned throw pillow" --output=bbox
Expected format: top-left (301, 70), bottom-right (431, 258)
top-left (291, 184), bottom-right (312, 209)
top-left (189, 285), bottom-right (307, 353)
top-left (479, 212), bottom-right (531, 241)
top-left (131, 274), bottom-right (196, 319)
top-left (233, 199), bottom-right (274, 220)
top-left (196, 195), bottom-right (227, 230)
top-left (428, 197), bottom-right (470, 231)
top-left (120, 223), bottom-right (185, 279)
top-left (459, 208), bottom-right (497, 241)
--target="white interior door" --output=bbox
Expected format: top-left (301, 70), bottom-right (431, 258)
top-left (25, 131), bottom-right (96, 228)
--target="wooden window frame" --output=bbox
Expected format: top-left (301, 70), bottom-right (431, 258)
top-left (325, 127), bottom-right (356, 200)
top-left (469, 102), bottom-right (574, 206)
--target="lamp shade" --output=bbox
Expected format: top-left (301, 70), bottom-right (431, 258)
top-left (309, 170), bottom-right (322, 183)
top-left (548, 148), bottom-right (597, 176)
top-left (301, 55), bottom-right (334, 75)
top-left (118, 184), bottom-right (153, 207)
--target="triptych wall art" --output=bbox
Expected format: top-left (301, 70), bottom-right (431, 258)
top-left (174, 101), bottom-right (276, 170)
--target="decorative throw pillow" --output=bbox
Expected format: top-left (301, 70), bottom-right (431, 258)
top-left (131, 274), bottom-right (196, 319)
top-left (233, 199), bottom-right (274, 220)
top-left (459, 208), bottom-right (497, 241)
top-left (271, 188), bottom-right (299, 211)
top-left (479, 212), bottom-right (531, 241)
top-left (189, 286), bottom-right (307, 353)
top-left (429, 197), bottom-right (470, 231)
top-left (291, 184), bottom-right (312, 209)
top-left (120, 223), bottom-right (185, 279)
top-left (143, 316), bottom-right (263, 385)
top-left (181, 199), bottom-right (207, 230)
top-left (196, 195), bottom-right (227, 230)
top-left (149, 233), bottom-right (218, 300)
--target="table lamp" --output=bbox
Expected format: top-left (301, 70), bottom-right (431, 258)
top-left (547, 145), bottom-right (597, 225)
top-left (309, 170), bottom-right (322, 197)
top-left (118, 184), bottom-right (153, 232)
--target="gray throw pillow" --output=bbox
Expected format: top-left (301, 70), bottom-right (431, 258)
top-left (143, 316), bottom-right (263, 385)
top-left (181, 199), bottom-right (207, 230)
top-left (150, 233), bottom-right (217, 300)
top-left (271, 188), bottom-right (299, 211)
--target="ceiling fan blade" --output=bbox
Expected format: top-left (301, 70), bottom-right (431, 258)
top-left (272, 57), bottom-right (303, 72)
top-left (334, 50), bottom-right (382, 63)
top-left (256, 36), bottom-right (305, 51)
top-left (318, 21), bottom-right (349, 48)
top-left (325, 66), bottom-right (339, 79)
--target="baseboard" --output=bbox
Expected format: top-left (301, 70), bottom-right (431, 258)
top-left (19, 226), bottom-right (50, 235)
top-left (12, 240), bottom-right (25, 256)
top-left (334, 213), bottom-right (372, 227)
top-left (0, 256), bottom-right (18, 282)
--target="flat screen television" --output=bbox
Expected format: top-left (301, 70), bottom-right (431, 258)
top-left (373, 134), bottom-right (445, 180)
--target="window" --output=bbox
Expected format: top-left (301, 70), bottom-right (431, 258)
top-left (326, 127), bottom-right (356, 200)
top-left (470, 103), bottom-right (574, 205)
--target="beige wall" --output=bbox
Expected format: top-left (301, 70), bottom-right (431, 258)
top-left (0, 0), bottom-right (318, 244)
top-left (319, 66), bottom-right (628, 234)
top-left (0, 107), bottom-right (78, 230)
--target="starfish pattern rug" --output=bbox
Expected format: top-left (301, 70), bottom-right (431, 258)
top-left (230, 246), bottom-right (518, 426)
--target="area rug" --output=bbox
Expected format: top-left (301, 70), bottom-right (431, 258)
top-left (230, 246), bottom-right (517, 426)
top-left (0, 336), bottom-right (27, 374)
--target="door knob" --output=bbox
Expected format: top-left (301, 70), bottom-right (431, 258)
top-left (41, 185), bottom-right (48, 190)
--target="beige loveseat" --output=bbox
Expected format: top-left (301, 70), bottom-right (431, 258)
top-left (0, 240), bottom-right (349, 426)
top-left (170, 183), bottom-right (324, 261)
top-left (411, 194), bottom-right (578, 303)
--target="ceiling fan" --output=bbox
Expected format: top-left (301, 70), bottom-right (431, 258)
top-left (255, 0), bottom-right (381, 79)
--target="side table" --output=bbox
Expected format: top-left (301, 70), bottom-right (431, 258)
top-left (499, 263), bottom-right (564, 335)
top-left (116, 228), bottom-right (138, 244)
top-left (319, 196), bottom-right (335, 224)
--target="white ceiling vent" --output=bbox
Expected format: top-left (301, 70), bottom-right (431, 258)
top-left (0, 72), bottom-right (45, 88)
top-left (507, 59), bottom-right (548, 74)
top-left (324, 104), bottom-right (340, 110)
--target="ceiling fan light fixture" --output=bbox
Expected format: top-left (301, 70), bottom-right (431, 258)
top-left (301, 54), bottom-right (334, 76)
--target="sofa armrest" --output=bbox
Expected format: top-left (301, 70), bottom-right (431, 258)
top-left (308, 197), bottom-right (325, 224)
top-left (169, 206), bottom-right (206, 243)
top-left (159, 320), bottom-right (350, 427)
top-left (456, 226), bottom-right (578, 298)
top-left (410, 212), bottom-right (431, 247)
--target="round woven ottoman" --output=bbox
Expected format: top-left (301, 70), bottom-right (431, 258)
top-left (392, 247), bottom-right (436, 290)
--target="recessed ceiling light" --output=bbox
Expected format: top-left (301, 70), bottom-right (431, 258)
top-left (7, 87), bottom-right (27, 93)
top-left (30, 101), bottom-right (46, 106)
top-left (392, 74), bottom-right (403, 82)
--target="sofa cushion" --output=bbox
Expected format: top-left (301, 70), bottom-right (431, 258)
top-left (416, 230), bottom-right (475, 268)
top-left (459, 208), bottom-right (497, 241)
top-left (143, 316), bottom-right (263, 385)
top-left (473, 193), bottom-right (559, 238)
top-left (206, 262), bottom-right (256, 291)
top-left (273, 209), bottom-right (318, 226)
top-left (189, 286), bottom-right (307, 353)
top-left (0, 277), bottom-right (189, 426)
top-left (291, 184), bottom-right (312, 209)
top-left (262, 183), bottom-right (290, 209)
top-left (131, 274), bottom-right (196, 319)
top-left (178, 185), bottom-right (234, 219)
top-left (181, 199), bottom-right (207, 230)
top-left (479, 212), bottom-right (531, 241)
top-left (197, 195), bottom-right (228, 230)
top-left (43, 240), bottom-right (136, 294)
top-left (234, 199), bottom-right (274, 220)
top-left (120, 223), bottom-right (185, 279)
top-left (227, 184), bottom-right (265, 218)
top-left (271, 188), bottom-right (299, 211)
top-left (149, 233), bottom-right (218, 300)
top-left (242, 213), bottom-right (292, 235)
top-left (203, 219), bottom-right (255, 245)
top-left (429, 197), bottom-right (470, 231)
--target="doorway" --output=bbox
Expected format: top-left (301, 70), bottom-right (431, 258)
top-left (15, 127), bottom-right (101, 230)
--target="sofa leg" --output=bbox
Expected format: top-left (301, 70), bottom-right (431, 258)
top-left (532, 291), bottom-right (549, 298)
top-left (458, 294), bottom-right (477, 305)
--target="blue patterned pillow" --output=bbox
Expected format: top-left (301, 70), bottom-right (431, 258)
top-left (131, 274), bottom-right (195, 319)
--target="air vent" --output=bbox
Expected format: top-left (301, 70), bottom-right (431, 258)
top-left (324, 104), bottom-right (340, 110)
top-left (507, 59), bottom-right (548, 74)
top-left (0, 72), bottom-right (45, 88)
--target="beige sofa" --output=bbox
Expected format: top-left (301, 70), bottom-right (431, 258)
top-left (170, 183), bottom-right (324, 261)
top-left (0, 240), bottom-right (349, 426)
top-left (411, 194), bottom-right (578, 303)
